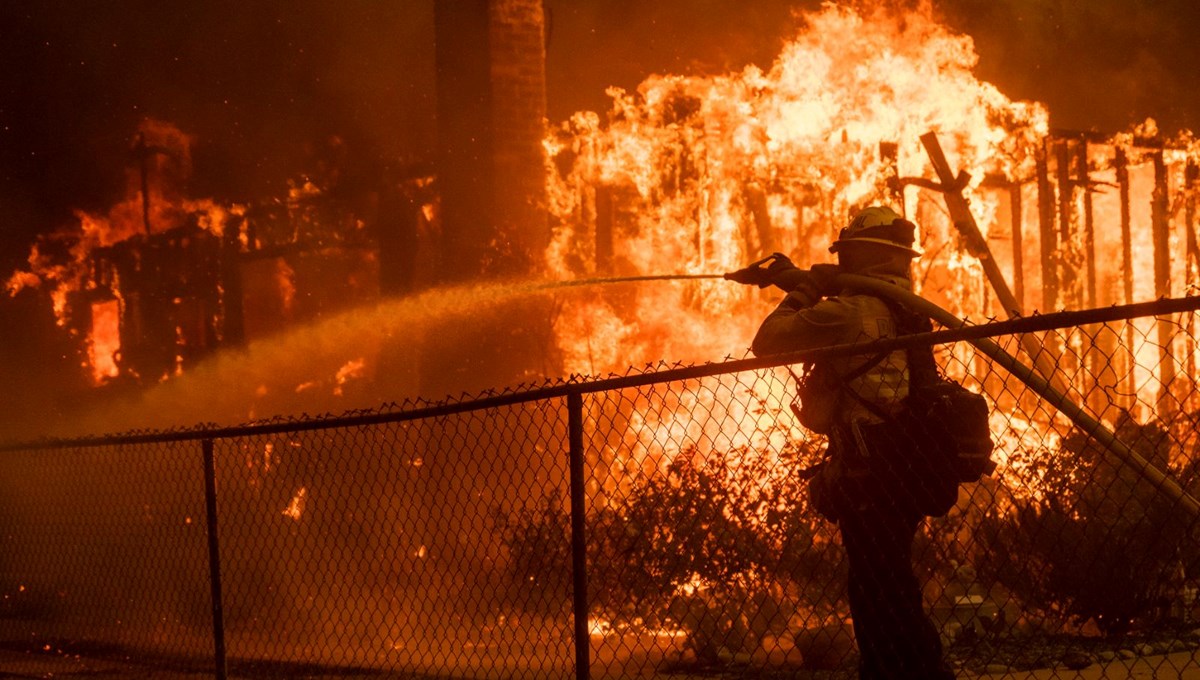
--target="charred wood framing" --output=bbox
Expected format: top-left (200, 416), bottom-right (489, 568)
top-left (1115, 147), bottom-right (1137, 409)
top-left (1055, 141), bottom-right (1078, 310)
top-left (1152, 150), bottom-right (1176, 414)
top-left (920, 132), bottom-right (1069, 397)
top-left (1009, 182), bottom-right (1024, 313)
top-left (1076, 142), bottom-right (1097, 309)
top-left (1037, 146), bottom-right (1058, 312)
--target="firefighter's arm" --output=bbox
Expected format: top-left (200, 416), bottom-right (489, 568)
top-left (751, 296), bottom-right (861, 356)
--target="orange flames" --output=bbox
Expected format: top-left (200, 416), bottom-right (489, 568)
top-left (544, 3), bottom-right (1049, 374)
top-left (6, 118), bottom-right (243, 385)
top-left (4, 3), bottom-right (1198, 482)
top-left (542, 3), bottom-right (1200, 491)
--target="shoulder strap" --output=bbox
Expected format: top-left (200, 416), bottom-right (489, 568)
top-left (834, 295), bottom-right (937, 422)
top-left (877, 296), bottom-right (939, 387)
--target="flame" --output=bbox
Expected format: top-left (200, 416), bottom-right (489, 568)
top-left (88, 298), bottom-right (121, 384)
top-left (542, 2), bottom-right (1200, 503)
top-left (544, 3), bottom-right (1048, 379)
top-left (542, 3), bottom-right (1051, 483)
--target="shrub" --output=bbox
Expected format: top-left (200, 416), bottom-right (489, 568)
top-left (495, 440), bottom-right (847, 663)
top-left (975, 411), bottom-right (1200, 634)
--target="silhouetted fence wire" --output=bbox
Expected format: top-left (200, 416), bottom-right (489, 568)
top-left (2, 296), bottom-right (1200, 678)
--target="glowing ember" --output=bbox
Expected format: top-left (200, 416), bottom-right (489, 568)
top-left (282, 487), bottom-right (307, 521)
top-left (334, 358), bottom-right (366, 396)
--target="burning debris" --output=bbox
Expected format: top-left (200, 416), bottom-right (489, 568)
top-left (5, 120), bottom-right (436, 397)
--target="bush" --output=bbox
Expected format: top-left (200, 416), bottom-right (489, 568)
top-left (975, 411), bottom-right (1200, 634)
top-left (495, 440), bottom-right (846, 664)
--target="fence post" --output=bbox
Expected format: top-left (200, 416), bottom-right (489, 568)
top-left (567, 390), bottom-right (590, 680)
top-left (202, 438), bottom-right (228, 680)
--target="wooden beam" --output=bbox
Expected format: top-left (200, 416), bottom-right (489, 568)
top-left (920, 132), bottom-right (1068, 393)
top-left (1037, 146), bottom-right (1059, 313)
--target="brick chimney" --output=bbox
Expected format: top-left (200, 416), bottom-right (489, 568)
top-left (434, 0), bottom-right (548, 280)
top-left (418, 0), bottom-right (557, 398)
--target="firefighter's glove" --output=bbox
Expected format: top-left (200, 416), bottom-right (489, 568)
top-left (724, 253), bottom-right (802, 290)
top-left (781, 264), bottom-right (841, 309)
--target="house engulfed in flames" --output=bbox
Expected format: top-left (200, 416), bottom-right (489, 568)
top-left (541, 4), bottom-right (1200, 434)
top-left (6, 119), bottom-right (437, 388)
top-left (6, 3), bottom-right (1200, 435)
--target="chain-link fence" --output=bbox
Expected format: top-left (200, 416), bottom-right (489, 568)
top-left (3, 297), bottom-right (1200, 678)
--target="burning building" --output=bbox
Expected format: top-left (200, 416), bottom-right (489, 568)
top-left (7, 120), bottom-right (401, 390)
top-left (541, 4), bottom-right (1200, 432)
top-left (6, 0), bottom-right (551, 410)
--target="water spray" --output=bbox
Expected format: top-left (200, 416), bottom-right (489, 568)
top-left (535, 255), bottom-right (784, 290)
top-left (535, 273), bottom-right (724, 290)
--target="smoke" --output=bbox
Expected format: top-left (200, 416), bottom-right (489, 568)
top-left (544, 0), bottom-right (1200, 136)
top-left (934, 0), bottom-right (1200, 134)
top-left (0, 1), bottom-right (437, 265)
top-left (543, 0), bottom-right (810, 122)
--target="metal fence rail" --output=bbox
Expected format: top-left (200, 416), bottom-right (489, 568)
top-left (2, 296), bottom-right (1200, 678)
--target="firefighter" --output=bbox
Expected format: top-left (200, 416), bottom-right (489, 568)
top-left (749, 206), bottom-right (955, 680)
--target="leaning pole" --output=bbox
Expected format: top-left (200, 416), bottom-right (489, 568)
top-left (834, 272), bottom-right (1200, 518)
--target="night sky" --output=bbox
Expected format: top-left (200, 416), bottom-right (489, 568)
top-left (1, 0), bottom-right (1199, 273)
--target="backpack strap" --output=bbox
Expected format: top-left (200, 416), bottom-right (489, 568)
top-left (832, 295), bottom-right (934, 424)
top-left (876, 297), bottom-right (939, 387)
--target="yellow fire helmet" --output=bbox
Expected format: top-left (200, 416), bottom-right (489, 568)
top-left (829, 206), bottom-right (922, 257)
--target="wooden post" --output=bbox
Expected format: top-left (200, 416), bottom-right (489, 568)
top-left (1116, 147), bottom-right (1137, 412)
top-left (1053, 140), bottom-right (1083, 402)
top-left (880, 141), bottom-right (903, 208)
top-left (1075, 141), bottom-right (1104, 415)
top-left (567, 391), bottom-right (591, 680)
top-left (1037, 146), bottom-right (1059, 313)
top-left (1055, 141), bottom-right (1078, 309)
top-left (1187, 161), bottom-right (1199, 412)
top-left (202, 439), bottom-right (228, 680)
top-left (743, 183), bottom-right (774, 259)
top-left (1152, 150), bottom-right (1176, 417)
top-left (919, 133), bottom-right (1022, 317)
top-left (1010, 182), bottom-right (1025, 314)
top-left (1077, 142), bottom-right (1097, 309)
